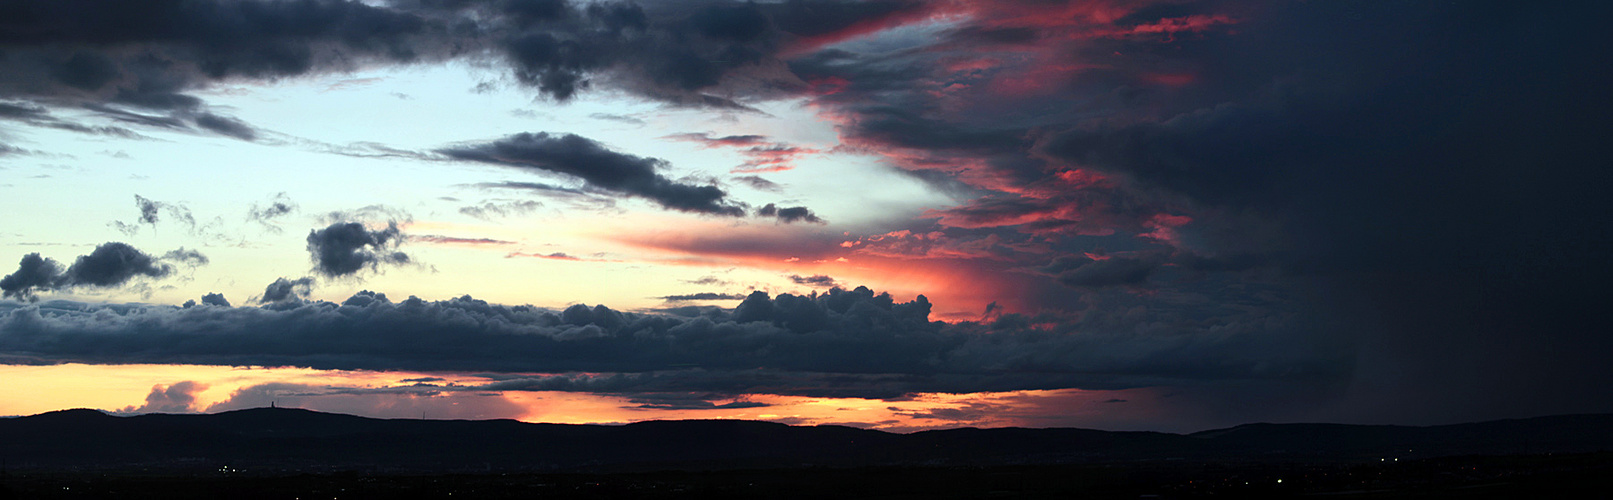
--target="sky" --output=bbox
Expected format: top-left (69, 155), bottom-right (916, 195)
top-left (1, 0), bottom-right (1609, 433)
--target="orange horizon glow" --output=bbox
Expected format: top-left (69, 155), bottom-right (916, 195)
top-left (0, 363), bottom-right (1173, 432)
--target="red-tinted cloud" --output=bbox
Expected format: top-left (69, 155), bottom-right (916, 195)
top-left (665, 132), bottom-right (823, 173)
top-left (1113, 14), bottom-right (1237, 39)
top-left (778, 1), bottom-right (942, 56)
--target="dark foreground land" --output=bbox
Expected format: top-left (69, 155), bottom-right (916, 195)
top-left (2, 453), bottom-right (1610, 499)
top-left (1, 409), bottom-right (1609, 498)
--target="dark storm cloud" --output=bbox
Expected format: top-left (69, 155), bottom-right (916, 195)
top-left (0, 102), bottom-right (49, 120)
top-left (840, 106), bottom-right (1025, 152)
top-left (0, 0), bottom-right (466, 143)
top-left (766, 0), bottom-right (925, 40)
top-left (1044, 255), bottom-right (1159, 289)
top-left (0, 0), bottom-right (951, 148)
top-left (0, 0), bottom-right (940, 125)
top-left (804, 0), bottom-right (1613, 422)
top-left (1029, 2), bottom-right (1613, 421)
top-left (0, 242), bottom-right (190, 300)
top-left (0, 285), bottom-right (1339, 399)
top-left (756, 203), bottom-right (824, 224)
top-left (473, 0), bottom-right (808, 106)
top-left (260, 277), bottom-right (315, 304)
top-left (685, 0), bottom-right (1613, 424)
top-left (500, 0), bottom-right (570, 25)
top-left (439, 132), bottom-right (746, 216)
top-left (0, 0), bottom-right (439, 98)
top-left (305, 221), bottom-right (410, 277)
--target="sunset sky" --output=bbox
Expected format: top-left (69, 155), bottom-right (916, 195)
top-left (1, 1), bottom-right (1608, 433)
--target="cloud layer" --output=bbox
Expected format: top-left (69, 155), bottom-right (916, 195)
top-left (0, 285), bottom-right (1340, 400)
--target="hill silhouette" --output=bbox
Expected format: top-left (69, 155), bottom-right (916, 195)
top-left (2, 409), bottom-right (1610, 473)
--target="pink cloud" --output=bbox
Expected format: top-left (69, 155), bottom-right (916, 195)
top-left (664, 132), bottom-right (822, 173)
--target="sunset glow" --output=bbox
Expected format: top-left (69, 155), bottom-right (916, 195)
top-left (3, 0), bottom-right (1609, 433)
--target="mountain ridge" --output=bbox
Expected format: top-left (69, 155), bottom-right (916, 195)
top-left (4, 408), bottom-right (1609, 473)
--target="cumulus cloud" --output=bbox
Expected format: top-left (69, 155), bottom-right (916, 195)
top-left (305, 221), bottom-right (410, 277)
top-left (120, 381), bottom-right (208, 414)
top-left (199, 292), bottom-right (231, 307)
top-left (439, 132), bottom-right (746, 216)
top-left (0, 254), bottom-right (61, 301)
top-left (260, 277), bottom-right (315, 304)
top-left (0, 242), bottom-right (191, 300)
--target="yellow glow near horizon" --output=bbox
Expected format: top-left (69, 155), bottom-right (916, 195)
top-left (0, 363), bottom-right (1169, 432)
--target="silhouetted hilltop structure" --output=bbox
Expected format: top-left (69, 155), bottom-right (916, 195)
top-left (2, 408), bottom-right (1609, 473)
